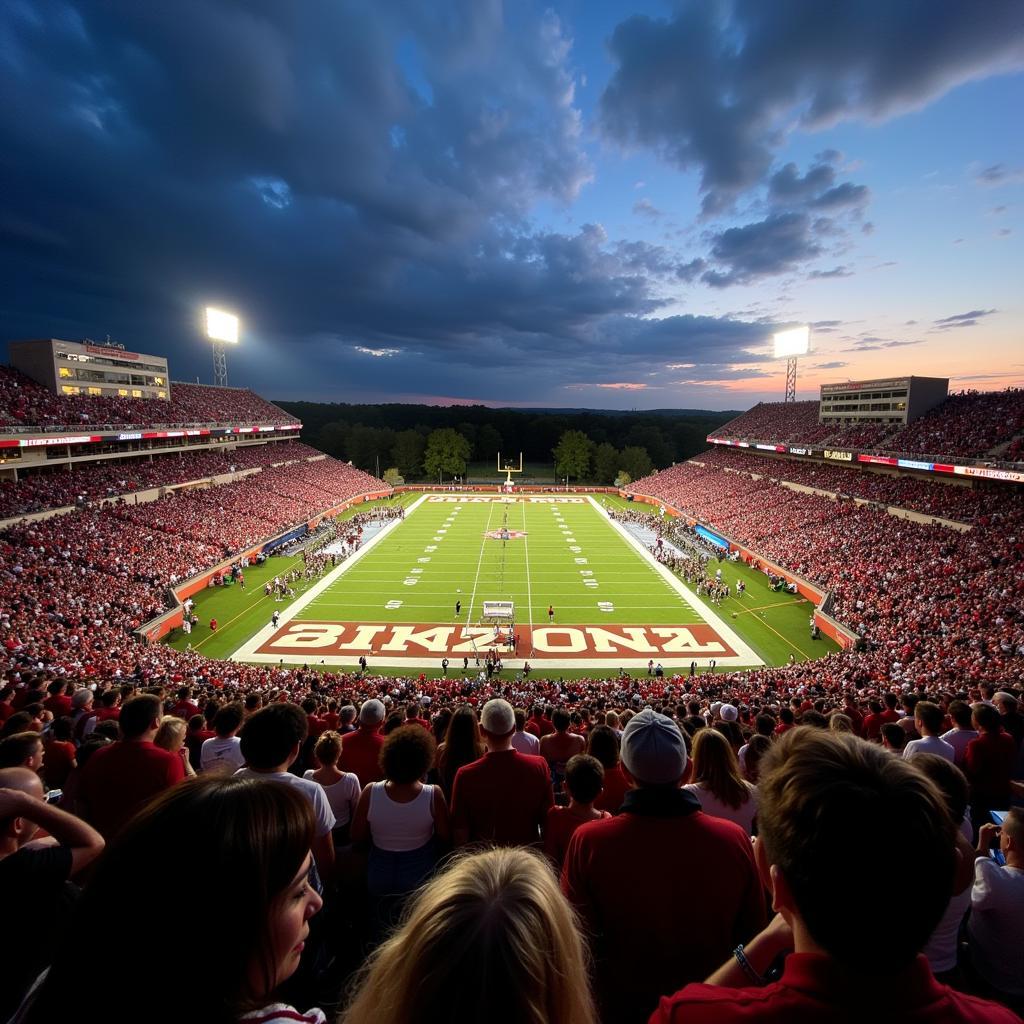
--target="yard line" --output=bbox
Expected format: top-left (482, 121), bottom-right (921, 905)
top-left (522, 499), bottom-right (534, 644)
top-left (464, 501), bottom-right (496, 625)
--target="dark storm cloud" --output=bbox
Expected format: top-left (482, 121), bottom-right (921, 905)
top-left (601, 0), bottom-right (1024, 212)
top-left (700, 212), bottom-right (823, 288)
top-left (0, 0), bottom-right (781, 405)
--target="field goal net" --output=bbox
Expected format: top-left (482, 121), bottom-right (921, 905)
top-left (481, 601), bottom-right (515, 625)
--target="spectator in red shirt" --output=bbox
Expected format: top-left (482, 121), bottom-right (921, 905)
top-left (588, 724), bottom-right (630, 814)
top-left (403, 701), bottom-right (431, 731)
top-left (43, 680), bottom-right (72, 719)
top-left (650, 730), bottom-right (1016, 1024)
top-left (966, 703), bottom-right (1017, 826)
top-left (563, 708), bottom-right (766, 1024)
top-left (338, 698), bottom-right (386, 786)
top-left (78, 694), bottom-right (186, 838)
top-left (168, 685), bottom-right (200, 721)
top-left (544, 754), bottom-right (610, 869)
top-left (43, 717), bottom-right (77, 790)
top-left (451, 699), bottom-right (553, 847)
top-left (525, 704), bottom-right (555, 738)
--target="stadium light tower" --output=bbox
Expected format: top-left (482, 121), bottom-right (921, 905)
top-left (773, 325), bottom-right (810, 403)
top-left (204, 306), bottom-right (240, 387)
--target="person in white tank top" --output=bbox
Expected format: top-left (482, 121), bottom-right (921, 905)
top-left (351, 726), bottom-right (451, 941)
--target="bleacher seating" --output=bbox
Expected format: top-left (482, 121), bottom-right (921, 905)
top-left (0, 441), bottom-right (321, 519)
top-left (711, 388), bottom-right (1024, 463)
top-left (0, 366), bottom-right (299, 430)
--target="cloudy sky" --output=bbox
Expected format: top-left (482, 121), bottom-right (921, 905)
top-left (1, 1), bottom-right (1022, 410)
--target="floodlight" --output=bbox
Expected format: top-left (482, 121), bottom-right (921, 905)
top-left (773, 325), bottom-right (810, 359)
top-left (206, 307), bottom-right (239, 344)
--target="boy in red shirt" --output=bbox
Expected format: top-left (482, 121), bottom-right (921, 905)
top-left (544, 753), bottom-right (609, 869)
top-left (650, 730), bottom-right (1017, 1024)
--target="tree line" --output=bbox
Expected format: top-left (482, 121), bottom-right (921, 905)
top-left (274, 401), bottom-right (738, 484)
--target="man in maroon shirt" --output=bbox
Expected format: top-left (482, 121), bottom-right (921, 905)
top-left (168, 686), bottom-right (200, 721)
top-left (78, 694), bottom-right (185, 838)
top-left (966, 702), bottom-right (1017, 826)
top-left (43, 681), bottom-right (72, 719)
top-left (563, 709), bottom-right (766, 1024)
top-left (451, 699), bottom-right (553, 847)
top-left (338, 698), bottom-right (386, 785)
top-left (525, 704), bottom-right (555, 738)
top-left (650, 730), bottom-right (1016, 1024)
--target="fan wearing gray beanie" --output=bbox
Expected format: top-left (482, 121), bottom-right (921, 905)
top-left (562, 709), bottom-right (765, 1024)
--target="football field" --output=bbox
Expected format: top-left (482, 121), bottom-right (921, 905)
top-left (232, 495), bottom-right (763, 670)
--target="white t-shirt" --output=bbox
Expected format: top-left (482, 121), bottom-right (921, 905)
top-left (969, 858), bottom-right (1024, 996)
top-left (200, 735), bottom-right (246, 775)
top-left (234, 768), bottom-right (336, 836)
top-left (903, 735), bottom-right (955, 762)
top-left (303, 769), bottom-right (361, 828)
top-left (683, 781), bottom-right (759, 835)
top-left (941, 727), bottom-right (978, 766)
top-left (511, 730), bottom-right (540, 755)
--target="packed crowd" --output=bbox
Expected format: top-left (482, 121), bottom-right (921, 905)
top-left (629, 457), bottom-right (1024, 693)
top-left (0, 366), bottom-right (300, 430)
top-left (712, 388), bottom-right (1024, 463)
top-left (694, 446), bottom-right (1008, 524)
top-left (0, 441), bottom-right (320, 520)
top-left (1, 680), bottom-right (1021, 1023)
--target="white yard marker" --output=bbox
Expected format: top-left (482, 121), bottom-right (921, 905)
top-left (465, 501), bottom-right (497, 624)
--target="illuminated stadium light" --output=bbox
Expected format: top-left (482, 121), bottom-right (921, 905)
top-left (773, 325), bottom-right (810, 403)
top-left (773, 325), bottom-right (810, 359)
top-left (204, 306), bottom-right (240, 387)
top-left (205, 307), bottom-right (240, 344)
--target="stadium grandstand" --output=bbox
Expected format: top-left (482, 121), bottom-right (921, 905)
top-left (708, 387), bottom-right (1024, 464)
top-left (1, 352), bottom-right (1021, 1022)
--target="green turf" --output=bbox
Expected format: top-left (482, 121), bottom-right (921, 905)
top-left (304, 497), bottom-right (703, 627)
top-left (163, 492), bottom-right (840, 670)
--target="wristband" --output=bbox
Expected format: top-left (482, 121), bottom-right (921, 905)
top-left (733, 944), bottom-right (766, 986)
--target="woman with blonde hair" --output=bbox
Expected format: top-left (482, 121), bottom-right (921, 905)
top-left (683, 727), bottom-right (758, 834)
top-left (341, 847), bottom-right (595, 1024)
top-left (154, 715), bottom-right (196, 777)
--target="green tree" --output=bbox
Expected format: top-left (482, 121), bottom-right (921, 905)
top-left (553, 430), bottom-right (594, 482)
top-left (314, 420), bottom-right (348, 459)
top-left (476, 423), bottom-right (503, 463)
top-left (619, 445), bottom-right (653, 481)
top-left (625, 424), bottom-right (672, 469)
top-left (592, 442), bottom-right (620, 484)
top-left (382, 467), bottom-right (404, 486)
top-left (614, 471), bottom-right (632, 488)
top-left (347, 425), bottom-right (395, 472)
top-left (391, 429), bottom-right (425, 479)
top-left (424, 428), bottom-right (472, 480)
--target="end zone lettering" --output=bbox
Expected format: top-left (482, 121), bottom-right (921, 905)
top-left (259, 621), bottom-right (736, 660)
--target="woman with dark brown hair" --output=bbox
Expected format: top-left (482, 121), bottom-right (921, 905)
top-left (351, 725), bottom-right (450, 941)
top-left (21, 775), bottom-right (325, 1024)
top-left (435, 705), bottom-right (484, 801)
